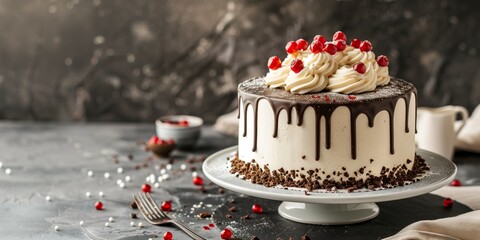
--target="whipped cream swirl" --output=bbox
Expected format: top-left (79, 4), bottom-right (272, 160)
top-left (375, 63), bottom-right (390, 86)
top-left (346, 48), bottom-right (376, 65)
top-left (304, 52), bottom-right (337, 77)
top-left (284, 67), bottom-right (328, 94)
top-left (333, 45), bottom-right (354, 66)
top-left (265, 54), bottom-right (298, 88)
top-left (326, 63), bottom-right (377, 94)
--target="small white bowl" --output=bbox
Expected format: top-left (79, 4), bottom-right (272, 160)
top-left (155, 115), bottom-right (203, 149)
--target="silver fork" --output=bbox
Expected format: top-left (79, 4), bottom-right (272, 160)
top-left (133, 192), bottom-right (206, 240)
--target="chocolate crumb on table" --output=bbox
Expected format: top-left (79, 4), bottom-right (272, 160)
top-left (251, 236), bottom-right (260, 240)
top-left (301, 234), bottom-right (311, 240)
top-left (240, 214), bottom-right (251, 219)
top-left (198, 212), bottom-right (212, 218)
top-left (228, 206), bottom-right (237, 212)
top-left (130, 213), bottom-right (137, 219)
top-left (130, 200), bottom-right (138, 209)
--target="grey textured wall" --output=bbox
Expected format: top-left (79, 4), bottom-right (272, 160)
top-left (0, 0), bottom-right (479, 123)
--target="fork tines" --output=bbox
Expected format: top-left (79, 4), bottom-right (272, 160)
top-left (133, 192), bottom-right (167, 221)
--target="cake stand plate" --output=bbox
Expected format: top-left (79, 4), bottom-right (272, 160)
top-left (203, 146), bottom-right (456, 225)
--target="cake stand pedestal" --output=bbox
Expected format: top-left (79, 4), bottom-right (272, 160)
top-left (203, 146), bottom-right (456, 225)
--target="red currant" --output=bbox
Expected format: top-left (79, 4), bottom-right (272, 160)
top-left (334, 40), bottom-right (346, 51)
top-left (193, 176), bottom-right (204, 186)
top-left (148, 135), bottom-right (160, 145)
top-left (443, 198), bottom-right (454, 208)
top-left (353, 62), bottom-right (366, 74)
top-left (350, 38), bottom-right (361, 48)
top-left (220, 228), bottom-right (233, 239)
top-left (450, 179), bottom-right (462, 187)
top-left (252, 204), bottom-right (263, 214)
top-left (203, 226), bottom-right (210, 230)
top-left (267, 56), bottom-right (282, 70)
top-left (295, 38), bottom-right (308, 51)
top-left (163, 231), bottom-right (173, 240)
top-left (285, 41), bottom-right (297, 54)
top-left (161, 201), bottom-right (172, 211)
top-left (178, 120), bottom-right (189, 126)
top-left (377, 55), bottom-right (389, 67)
top-left (142, 184), bottom-right (152, 193)
top-left (333, 31), bottom-right (347, 41)
top-left (290, 59), bottom-right (304, 73)
top-left (359, 40), bottom-right (372, 52)
top-left (313, 35), bottom-right (326, 44)
top-left (309, 40), bottom-right (324, 54)
top-left (95, 201), bottom-right (103, 210)
top-left (209, 223), bottom-right (215, 228)
top-left (323, 42), bottom-right (337, 55)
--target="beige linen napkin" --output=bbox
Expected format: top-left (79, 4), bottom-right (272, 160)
top-left (213, 110), bottom-right (239, 137)
top-left (455, 105), bottom-right (480, 153)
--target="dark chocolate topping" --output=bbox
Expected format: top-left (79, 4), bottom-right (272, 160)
top-left (238, 77), bottom-right (417, 160)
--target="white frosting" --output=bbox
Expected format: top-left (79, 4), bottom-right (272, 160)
top-left (326, 63), bottom-right (377, 94)
top-left (333, 45), bottom-right (354, 67)
top-left (375, 63), bottom-right (391, 86)
top-left (346, 48), bottom-right (376, 65)
top-left (284, 66), bottom-right (328, 94)
top-left (304, 52), bottom-right (337, 77)
top-left (265, 54), bottom-right (299, 89)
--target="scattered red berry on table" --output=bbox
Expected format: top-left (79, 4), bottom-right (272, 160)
top-left (377, 55), bottom-right (389, 67)
top-left (443, 198), bottom-right (454, 208)
top-left (360, 40), bottom-right (373, 52)
top-left (450, 179), bottom-right (462, 187)
top-left (323, 42), bottom-right (337, 55)
top-left (285, 41), bottom-right (297, 54)
top-left (95, 201), bottom-right (103, 210)
top-left (333, 31), bottom-right (347, 41)
top-left (354, 62), bottom-right (367, 74)
top-left (350, 38), bottom-right (361, 48)
top-left (193, 176), bottom-right (204, 186)
top-left (267, 56), bottom-right (282, 70)
top-left (163, 231), bottom-right (173, 240)
top-left (220, 228), bottom-right (233, 239)
top-left (209, 223), bottom-right (215, 228)
top-left (161, 201), bottom-right (172, 211)
top-left (142, 184), bottom-right (152, 193)
top-left (295, 38), bottom-right (309, 51)
top-left (309, 40), bottom-right (324, 54)
top-left (313, 35), bottom-right (326, 44)
top-left (290, 59), bottom-right (304, 73)
top-left (334, 40), bottom-right (347, 51)
top-left (252, 204), bottom-right (263, 214)
top-left (203, 226), bottom-right (210, 230)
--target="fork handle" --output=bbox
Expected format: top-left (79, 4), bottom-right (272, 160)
top-left (171, 220), bottom-right (206, 240)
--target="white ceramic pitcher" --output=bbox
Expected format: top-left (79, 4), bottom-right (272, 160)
top-left (416, 105), bottom-right (469, 160)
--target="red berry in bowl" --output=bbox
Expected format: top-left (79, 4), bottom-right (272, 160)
top-left (252, 204), bottom-right (263, 214)
top-left (178, 120), bottom-right (189, 126)
top-left (333, 31), bottom-right (347, 41)
top-left (290, 59), bottom-right (304, 73)
top-left (360, 40), bottom-right (372, 52)
top-left (450, 179), bottom-right (462, 187)
top-left (377, 55), bottom-right (389, 67)
top-left (295, 38), bottom-right (309, 51)
top-left (350, 38), bottom-right (361, 48)
top-left (95, 201), bottom-right (103, 210)
top-left (443, 198), bottom-right (454, 208)
top-left (161, 201), bottom-right (172, 211)
top-left (142, 184), bottom-right (152, 193)
top-left (313, 35), bottom-right (326, 44)
top-left (148, 135), bottom-right (160, 145)
top-left (285, 41), bottom-right (297, 54)
top-left (334, 40), bottom-right (346, 51)
top-left (353, 62), bottom-right (367, 74)
top-left (163, 231), bottom-right (173, 240)
top-left (220, 228), bottom-right (233, 239)
top-left (309, 41), bottom-right (324, 54)
top-left (323, 42), bottom-right (337, 55)
top-left (193, 176), bottom-right (204, 186)
top-left (267, 56), bottom-right (282, 70)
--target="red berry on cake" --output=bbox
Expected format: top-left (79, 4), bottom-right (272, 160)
top-left (295, 38), bottom-right (309, 51)
top-left (450, 179), bottom-right (462, 186)
top-left (353, 62), bottom-right (367, 74)
top-left (95, 201), bottom-right (103, 210)
top-left (350, 38), bottom-right (361, 48)
top-left (290, 59), bottom-right (304, 73)
top-left (360, 40), bottom-right (373, 52)
top-left (285, 41), bottom-right (297, 54)
top-left (443, 198), bottom-right (454, 208)
top-left (193, 176), bottom-right (204, 185)
top-left (161, 201), bottom-right (172, 211)
top-left (334, 40), bottom-right (347, 51)
top-left (252, 204), bottom-right (263, 214)
top-left (220, 228), bottom-right (233, 239)
top-left (323, 42), bottom-right (337, 55)
top-left (313, 35), bottom-right (326, 44)
top-left (142, 184), bottom-right (152, 193)
top-left (377, 55), bottom-right (389, 67)
top-left (267, 56), bottom-right (282, 70)
top-left (163, 231), bottom-right (173, 240)
top-left (333, 31), bottom-right (347, 41)
top-left (309, 40), bottom-right (324, 54)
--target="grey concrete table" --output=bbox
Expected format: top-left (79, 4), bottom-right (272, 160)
top-left (0, 121), bottom-right (474, 240)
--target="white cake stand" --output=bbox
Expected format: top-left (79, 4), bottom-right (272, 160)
top-left (202, 146), bottom-right (456, 225)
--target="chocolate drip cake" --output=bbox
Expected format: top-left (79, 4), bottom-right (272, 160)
top-left (230, 32), bottom-right (429, 191)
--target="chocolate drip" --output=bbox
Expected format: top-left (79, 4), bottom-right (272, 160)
top-left (238, 78), bottom-right (416, 161)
